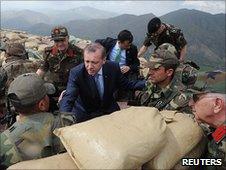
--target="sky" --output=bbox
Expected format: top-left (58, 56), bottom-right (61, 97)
top-left (1, 1), bottom-right (225, 16)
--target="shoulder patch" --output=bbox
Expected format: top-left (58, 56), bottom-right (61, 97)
top-left (212, 125), bottom-right (226, 143)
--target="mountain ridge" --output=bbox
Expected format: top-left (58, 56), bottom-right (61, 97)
top-left (1, 8), bottom-right (225, 69)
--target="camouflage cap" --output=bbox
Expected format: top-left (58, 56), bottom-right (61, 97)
top-left (7, 73), bottom-right (55, 107)
top-left (145, 49), bottom-right (179, 69)
top-left (147, 17), bottom-right (161, 34)
top-left (51, 26), bottom-right (69, 40)
top-left (5, 43), bottom-right (27, 57)
top-left (157, 43), bottom-right (177, 56)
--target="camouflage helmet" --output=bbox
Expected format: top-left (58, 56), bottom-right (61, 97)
top-left (5, 43), bottom-right (27, 57)
top-left (0, 67), bottom-right (7, 94)
top-left (157, 43), bottom-right (177, 56)
top-left (147, 17), bottom-right (161, 34)
top-left (51, 26), bottom-right (69, 41)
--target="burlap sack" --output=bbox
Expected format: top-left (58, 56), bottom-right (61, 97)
top-left (143, 110), bottom-right (204, 169)
top-left (7, 153), bottom-right (78, 169)
top-left (173, 137), bottom-right (207, 170)
top-left (54, 107), bottom-right (167, 169)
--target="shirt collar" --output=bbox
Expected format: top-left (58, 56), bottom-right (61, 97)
top-left (97, 67), bottom-right (103, 76)
top-left (116, 41), bottom-right (123, 51)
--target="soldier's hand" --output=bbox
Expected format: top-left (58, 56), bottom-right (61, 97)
top-left (143, 35), bottom-right (152, 47)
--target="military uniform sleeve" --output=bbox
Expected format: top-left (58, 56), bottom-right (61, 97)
top-left (175, 29), bottom-right (187, 50)
top-left (74, 45), bottom-right (84, 64)
top-left (0, 132), bottom-right (22, 168)
top-left (39, 47), bottom-right (51, 72)
top-left (168, 92), bottom-right (192, 114)
top-left (51, 112), bottom-right (76, 154)
top-left (142, 35), bottom-right (152, 47)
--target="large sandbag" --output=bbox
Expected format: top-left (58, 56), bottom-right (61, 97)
top-left (173, 137), bottom-right (207, 170)
top-left (144, 110), bottom-right (204, 169)
top-left (54, 107), bottom-right (167, 169)
top-left (7, 153), bottom-right (78, 169)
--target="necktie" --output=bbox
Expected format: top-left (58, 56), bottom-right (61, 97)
top-left (95, 74), bottom-right (104, 100)
top-left (114, 48), bottom-right (121, 63)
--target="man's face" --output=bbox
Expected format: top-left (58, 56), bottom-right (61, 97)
top-left (189, 94), bottom-right (215, 125)
top-left (54, 37), bottom-right (69, 51)
top-left (151, 24), bottom-right (164, 37)
top-left (148, 66), bottom-right (172, 84)
top-left (39, 95), bottom-right (50, 112)
top-left (119, 40), bottom-right (132, 50)
top-left (84, 50), bottom-right (106, 76)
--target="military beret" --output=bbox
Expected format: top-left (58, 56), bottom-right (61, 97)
top-left (147, 17), bottom-right (161, 34)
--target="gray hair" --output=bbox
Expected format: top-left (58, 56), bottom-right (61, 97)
top-left (84, 43), bottom-right (106, 59)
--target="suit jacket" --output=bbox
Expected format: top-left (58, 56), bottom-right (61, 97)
top-left (59, 61), bottom-right (145, 123)
top-left (95, 37), bottom-right (140, 73)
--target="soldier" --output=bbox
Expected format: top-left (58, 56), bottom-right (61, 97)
top-left (36, 26), bottom-right (83, 96)
top-left (0, 73), bottom-right (76, 168)
top-left (0, 68), bottom-right (7, 128)
top-left (158, 43), bottom-right (199, 87)
top-left (138, 17), bottom-right (187, 62)
top-left (188, 82), bottom-right (226, 169)
top-left (2, 43), bottom-right (40, 87)
top-left (133, 48), bottom-right (191, 113)
top-left (139, 43), bottom-right (199, 88)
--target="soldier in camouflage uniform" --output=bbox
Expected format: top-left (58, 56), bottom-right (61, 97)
top-left (2, 43), bottom-right (40, 87)
top-left (138, 17), bottom-right (187, 62)
top-left (134, 48), bottom-right (191, 113)
top-left (0, 73), bottom-right (76, 169)
top-left (0, 68), bottom-right (8, 131)
top-left (188, 80), bottom-right (226, 170)
top-left (36, 26), bottom-right (83, 96)
top-left (158, 43), bottom-right (199, 87)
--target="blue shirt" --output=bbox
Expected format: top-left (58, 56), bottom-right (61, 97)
top-left (109, 41), bottom-right (126, 66)
top-left (94, 68), bottom-right (104, 99)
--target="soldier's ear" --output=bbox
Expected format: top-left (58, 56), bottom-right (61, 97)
top-left (213, 97), bottom-right (223, 114)
top-left (38, 96), bottom-right (49, 112)
top-left (166, 69), bottom-right (174, 77)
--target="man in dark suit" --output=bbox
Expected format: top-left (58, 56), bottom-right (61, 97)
top-left (95, 30), bottom-right (140, 101)
top-left (59, 43), bottom-right (145, 123)
top-left (95, 30), bottom-right (139, 75)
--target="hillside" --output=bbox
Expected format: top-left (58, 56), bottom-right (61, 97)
top-left (1, 8), bottom-right (225, 69)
